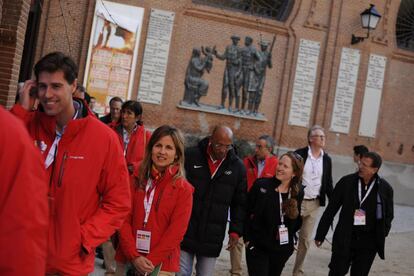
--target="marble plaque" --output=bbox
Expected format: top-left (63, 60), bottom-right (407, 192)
top-left (138, 9), bottom-right (175, 104)
top-left (288, 39), bottom-right (321, 127)
top-left (358, 54), bottom-right (387, 138)
top-left (330, 48), bottom-right (361, 133)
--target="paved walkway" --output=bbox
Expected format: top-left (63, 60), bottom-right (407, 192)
top-left (92, 204), bottom-right (414, 275)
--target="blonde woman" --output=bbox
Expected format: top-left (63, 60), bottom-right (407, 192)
top-left (116, 125), bottom-right (193, 276)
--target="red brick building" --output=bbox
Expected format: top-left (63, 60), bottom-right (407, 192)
top-left (1, 0), bottom-right (413, 167)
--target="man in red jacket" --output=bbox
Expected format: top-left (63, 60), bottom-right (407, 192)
top-left (244, 135), bottom-right (279, 191)
top-left (229, 134), bottom-right (278, 275)
top-left (0, 106), bottom-right (48, 276)
top-left (11, 52), bottom-right (131, 275)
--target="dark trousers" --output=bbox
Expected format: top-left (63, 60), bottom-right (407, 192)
top-left (328, 247), bottom-right (377, 276)
top-left (246, 245), bottom-right (293, 276)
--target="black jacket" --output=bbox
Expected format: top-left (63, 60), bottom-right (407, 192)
top-left (295, 147), bottom-right (333, 206)
top-left (100, 113), bottom-right (112, 124)
top-left (315, 173), bottom-right (394, 259)
top-left (181, 137), bottom-right (247, 257)
top-left (244, 178), bottom-right (304, 252)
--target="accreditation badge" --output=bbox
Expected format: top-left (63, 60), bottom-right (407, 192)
top-left (353, 209), bottom-right (366, 226)
top-left (136, 230), bottom-right (151, 254)
top-left (278, 225), bottom-right (289, 245)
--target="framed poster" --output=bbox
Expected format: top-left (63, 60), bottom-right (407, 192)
top-left (84, 0), bottom-right (144, 114)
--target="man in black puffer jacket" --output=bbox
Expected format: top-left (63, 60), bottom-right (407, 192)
top-left (178, 125), bottom-right (247, 276)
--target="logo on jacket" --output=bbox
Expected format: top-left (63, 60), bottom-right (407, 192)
top-left (194, 165), bottom-right (203, 169)
top-left (224, 170), bottom-right (232, 175)
top-left (69, 155), bottom-right (85, 160)
top-left (260, 187), bottom-right (267, 193)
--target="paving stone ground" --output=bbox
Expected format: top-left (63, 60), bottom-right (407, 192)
top-left (92, 204), bottom-right (414, 275)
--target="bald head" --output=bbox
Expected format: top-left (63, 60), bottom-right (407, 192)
top-left (211, 125), bottom-right (233, 140)
top-left (210, 125), bottom-right (233, 160)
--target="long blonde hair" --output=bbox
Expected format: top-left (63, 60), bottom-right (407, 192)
top-left (136, 125), bottom-right (185, 188)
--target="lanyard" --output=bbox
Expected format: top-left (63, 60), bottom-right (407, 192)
top-left (45, 132), bottom-right (62, 169)
top-left (278, 189), bottom-right (291, 225)
top-left (44, 108), bottom-right (79, 168)
top-left (210, 158), bottom-right (225, 179)
top-left (358, 179), bottom-right (375, 208)
top-left (143, 179), bottom-right (156, 227)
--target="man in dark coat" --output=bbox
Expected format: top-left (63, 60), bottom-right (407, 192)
top-left (100, 96), bottom-right (123, 125)
top-left (293, 125), bottom-right (333, 276)
top-left (315, 152), bottom-right (394, 276)
top-left (178, 125), bottom-right (247, 276)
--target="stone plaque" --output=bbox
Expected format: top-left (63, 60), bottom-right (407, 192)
top-left (330, 48), bottom-right (361, 133)
top-left (288, 39), bottom-right (321, 127)
top-left (358, 54), bottom-right (387, 138)
top-left (138, 9), bottom-right (175, 104)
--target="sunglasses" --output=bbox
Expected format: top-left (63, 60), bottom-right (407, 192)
top-left (289, 152), bottom-right (303, 162)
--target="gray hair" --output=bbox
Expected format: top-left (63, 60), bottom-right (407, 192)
top-left (307, 125), bottom-right (325, 143)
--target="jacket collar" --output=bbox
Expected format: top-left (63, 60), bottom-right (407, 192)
top-left (36, 98), bottom-right (92, 140)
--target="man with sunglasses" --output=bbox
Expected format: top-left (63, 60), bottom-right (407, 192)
top-left (292, 125), bottom-right (333, 276)
top-left (315, 152), bottom-right (393, 275)
top-left (178, 125), bottom-right (247, 276)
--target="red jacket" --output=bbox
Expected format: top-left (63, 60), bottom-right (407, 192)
top-left (116, 165), bottom-right (194, 272)
top-left (0, 107), bottom-right (48, 276)
top-left (113, 123), bottom-right (151, 175)
top-left (11, 103), bottom-right (131, 275)
top-left (244, 155), bottom-right (279, 191)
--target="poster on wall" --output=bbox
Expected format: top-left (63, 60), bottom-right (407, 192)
top-left (358, 54), bottom-right (387, 138)
top-left (138, 9), bottom-right (175, 105)
top-left (83, 0), bottom-right (144, 115)
top-left (330, 48), bottom-right (361, 134)
top-left (288, 39), bottom-right (321, 127)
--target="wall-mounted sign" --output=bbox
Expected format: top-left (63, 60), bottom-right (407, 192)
top-left (359, 54), bottom-right (387, 138)
top-left (330, 48), bottom-right (361, 133)
top-left (138, 9), bottom-right (175, 105)
top-left (288, 39), bottom-right (321, 127)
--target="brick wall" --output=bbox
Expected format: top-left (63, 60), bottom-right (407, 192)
top-left (0, 0), bottom-right (30, 108)
top-left (4, 0), bottom-right (414, 164)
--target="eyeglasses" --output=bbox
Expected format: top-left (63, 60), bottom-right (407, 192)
top-left (311, 135), bottom-right (325, 139)
top-left (212, 143), bottom-right (233, 151)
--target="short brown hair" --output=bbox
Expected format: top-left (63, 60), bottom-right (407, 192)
top-left (34, 52), bottom-right (78, 84)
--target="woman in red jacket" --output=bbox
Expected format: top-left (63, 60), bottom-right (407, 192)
top-left (116, 125), bottom-right (194, 276)
top-left (114, 100), bottom-right (151, 175)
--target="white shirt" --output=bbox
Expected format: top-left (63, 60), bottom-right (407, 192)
top-left (257, 159), bottom-right (265, 177)
top-left (122, 124), bottom-right (137, 156)
top-left (302, 147), bottom-right (324, 199)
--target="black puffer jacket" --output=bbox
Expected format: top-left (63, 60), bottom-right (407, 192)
top-left (181, 137), bottom-right (247, 257)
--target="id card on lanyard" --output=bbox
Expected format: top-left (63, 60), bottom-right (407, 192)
top-left (277, 190), bottom-right (290, 245)
top-left (136, 179), bottom-right (155, 254)
top-left (354, 179), bottom-right (374, 226)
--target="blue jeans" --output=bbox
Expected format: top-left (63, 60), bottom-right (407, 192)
top-left (177, 249), bottom-right (217, 276)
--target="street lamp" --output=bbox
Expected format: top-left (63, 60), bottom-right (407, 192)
top-left (351, 4), bottom-right (382, 45)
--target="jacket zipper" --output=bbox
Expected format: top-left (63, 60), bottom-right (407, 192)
top-left (58, 151), bottom-right (68, 187)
